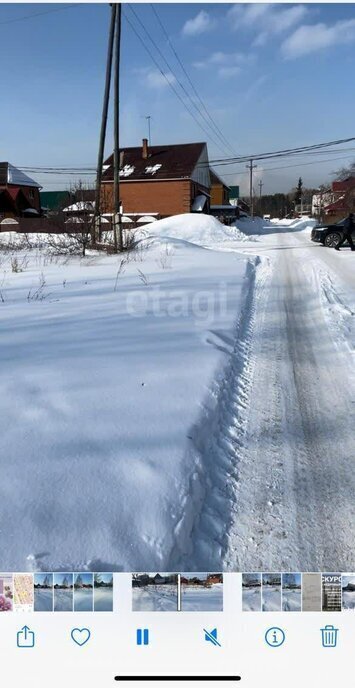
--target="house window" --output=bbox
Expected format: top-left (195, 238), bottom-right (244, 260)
top-left (28, 189), bottom-right (34, 200)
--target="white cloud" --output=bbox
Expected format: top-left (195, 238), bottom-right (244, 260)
top-left (281, 18), bottom-right (355, 58)
top-left (182, 10), bottom-right (214, 37)
top-left (218, 66), bottom-right (242, 79)
top-left (144, 70), bottom-right (176, 89)
top-left (228, 3), bottom-right (308, 44)
top-left (193, 51), bottom-right (255, 77)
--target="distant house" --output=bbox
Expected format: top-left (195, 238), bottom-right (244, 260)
top-left (101, 139), bottom-right (211, 219)
top-left (313, 176), bottom-right (355, 222)
top-left (210, 169), bottom-right (230, 205)
top-left (41, 189), bottom-right (95, 213)
top-left (40, 190), bottom-right (74, 212)
top-left (0, 163), bottom-right (41, 219)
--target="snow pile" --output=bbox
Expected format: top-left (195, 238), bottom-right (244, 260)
top-left (139, 213), bottom-right (247, 247)
top-left (287, 216), bottom-right (317, 230)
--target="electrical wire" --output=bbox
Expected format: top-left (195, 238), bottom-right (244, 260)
top-left (149, 3), bottom-right (237, 157)
top-left (125, 5), bottom-right (231, 157)
top-left (0, 4), bottom-right (79, 26)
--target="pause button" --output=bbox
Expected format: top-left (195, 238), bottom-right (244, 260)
top-left (136, 628), bottom-right (149, 645)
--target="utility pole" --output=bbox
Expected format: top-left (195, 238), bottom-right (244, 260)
top-left (246, 159), bottom-right (257, 217)
top-left (94, 4), bottom-right (116, 245)
top-left (258, 179), bottom-right (263, 199)
top-left (145, 115), bottom-right (152, 145)
top-left (113, 3), bottom-right (123, 252)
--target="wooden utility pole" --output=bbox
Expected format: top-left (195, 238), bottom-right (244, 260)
top-left (113, 3), bottom-right (123, 252)
top-left (246, 159), bottom-right (257, 217)
top-left (94, 4), bottom-right (117, 245)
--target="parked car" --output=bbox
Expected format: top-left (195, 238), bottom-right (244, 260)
top-left (311, 218), bottom-right (355, 248)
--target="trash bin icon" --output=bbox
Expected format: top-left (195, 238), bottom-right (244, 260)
top-left (321, 625), bottom-right (338, 647)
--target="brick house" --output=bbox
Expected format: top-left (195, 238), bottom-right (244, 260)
top-left (0, 162), bottom-right (42, 219)
top-left (101, 139), bottom-right (211, 218)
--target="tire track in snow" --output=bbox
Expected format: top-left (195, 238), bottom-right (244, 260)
top-left (169, 256), bottom-right (272, 570)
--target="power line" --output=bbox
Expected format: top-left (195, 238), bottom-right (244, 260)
top-left (124, 5), bottom-right (231, 156)
top-left (0, 4), bottom-right (79, 26)
top-left (206, 136), bottom-right (355, 167)
top-left (149, 3), bottom-right (237, 157)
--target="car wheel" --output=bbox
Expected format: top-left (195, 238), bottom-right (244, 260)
top-left (324, 232), bottom-right (341, 248)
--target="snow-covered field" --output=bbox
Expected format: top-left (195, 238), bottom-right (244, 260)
top-left (0, 215), bottom-right (254, 572)
top-left (181, 583), bottom-right (223, 611)
top-left (342, 591), bottom-right (355, 610)
top-left (54, 589), bottom-right (73, 612)
top-left (242, 586), bottom-right (262, 611)
top-left (34, 589), bottom-right (53, 612)
top-left (94, 588), bottom-right (113, 611)
top-left (0, 211), bottom-right (354, 572)
top-left (74, 589), bottom-right (93, 612)
top-left (282, 589), bottom-right (301, 612)
top-left (132, 585), bottom-right (178, 611)
top-left (262, 586), bottom-right (281, 612)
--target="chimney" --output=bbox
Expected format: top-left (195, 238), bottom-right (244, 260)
top-left (142, 138), bottom-right (148, 160)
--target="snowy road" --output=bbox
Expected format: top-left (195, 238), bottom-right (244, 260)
top-left (223, 224), bottom-right (355, 571)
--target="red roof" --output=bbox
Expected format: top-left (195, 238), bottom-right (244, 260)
top-left (332, 177), bottom-right (355, 193)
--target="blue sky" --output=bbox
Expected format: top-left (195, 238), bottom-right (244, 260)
top-left (2, 3), bottom-right (355, 193)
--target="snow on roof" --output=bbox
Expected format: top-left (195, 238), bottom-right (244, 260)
top-left (145, 164), bottom-right (162, 175)
top-left (7, 163), bottom-right (41, 188)
top-left (119, 165), bottom-right (135, 178)
top-left (63, 201), bottom-right (95, 212)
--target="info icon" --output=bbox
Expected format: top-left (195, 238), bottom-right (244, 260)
top-left (265, 627), bottom-right (285, 648)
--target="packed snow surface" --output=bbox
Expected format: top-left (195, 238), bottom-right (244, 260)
top-left (94, 588), bottom-right (113, 611)
top-left (181, 583), bottom-right (223, 611)
top-left (282, 589), bottom-right (301, 612)
top-left (34, 590), bottom-right (53, 612)
top-left (242, 587), bottom-right (261, 612)
top-left (74, 589), bottom-right (93, 612)
top-left (132, 585), bottom-right (178, 611)
top-left (262, 587), bottom-right (281, 612)
top-left (54, 590), bottom-right (73, 612)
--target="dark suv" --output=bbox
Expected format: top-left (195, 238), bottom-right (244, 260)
top-left (311, 217), bottom-right (355, 248)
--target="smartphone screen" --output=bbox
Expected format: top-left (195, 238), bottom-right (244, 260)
top-left (0, 1), bottom-right (354, 686)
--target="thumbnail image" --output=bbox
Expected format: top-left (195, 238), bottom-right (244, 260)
top-left (94, 573), bottom-right (113, 612)
top-left (54, 574), bottom-right (73, 612)
top-left (302, 574), bottom-right (322, 612)
top-left (322, 574), bottom-right (342, 612)
top-left (262, 574), bottom-right (281, 612)
top-left (342, 575), bottom-right (355, 610)
top-left (74, 573), bottom-right (93, 612)
top-left (34, 574), bottom-right (53, 612)
top-left (14, 574), bottom-right (34, 612)
top-left (180, 573), bottom-right (223, 611)
top-left (132, 573), bottom-right (178, 611)
top-left (282, 573), bottom-right (301, 611)
top-left (242, 573), bottom-right (262, 612)
top-left (0, 574), bottom-right (13, 612)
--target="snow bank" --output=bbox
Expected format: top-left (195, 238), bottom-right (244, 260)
top-left (139, 213), bottom-right (247, 247)
top-left (0, 238), bottom-right (251, 571)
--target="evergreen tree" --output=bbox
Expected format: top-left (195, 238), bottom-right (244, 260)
top-left (295, 177), bottom-right (303, 205)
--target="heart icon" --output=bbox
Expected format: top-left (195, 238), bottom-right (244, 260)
top-left (71, 628), bottom-right (91, 646)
